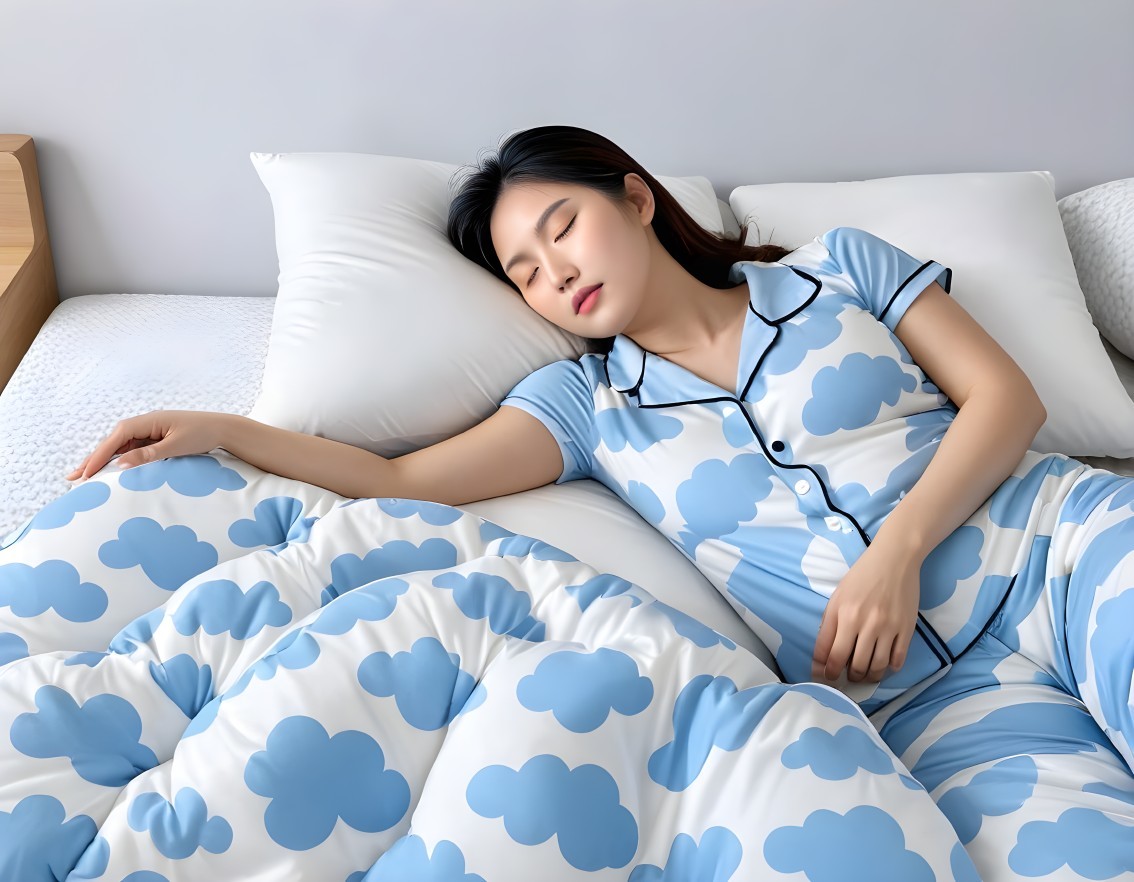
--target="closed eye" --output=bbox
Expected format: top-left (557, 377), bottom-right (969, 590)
top-left (526, 215), bottom-right (576, 287)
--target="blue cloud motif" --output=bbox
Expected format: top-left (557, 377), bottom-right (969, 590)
top-left (720, 402), bottom-right (756, 449)
top-left (744, 295), bottom-right (845, 404)
top-left (149, 653), bottom-right (214, 719)
top-left (314, 578), bottom-right (410, 635)
top-left (99, 518), bottom-right (219, 591)
top-left (1089, 586), bottom-right (1134, 733)
top-left (128, 787), bottom-right (232, 859)
top-left (936, 755), bottom-right (1038, 844)
top-left (628, 826), bottom-right (743, 882)
top-left (466, 754), bottom-right (637, 871)
top-left (27, 480), bottom-right (111, 531)
top-left (565, 573), bottom-right (644, 613)
top-left (781, 726), bottom-right (895, 780)
top-left (0, 794), bottom-right (97, 881)
top-left (171, 578), bottom-right (292, 640)
top-left (517, 648), bottom-right (653, 733)
top-left (802, 353), bottom-right (917, 436)
top-left (764, 806), bottom-right (935, 882)
top-left (649, 676), bottom-right (790, 792)
top-left (1010, 807), bottom-right (1134, 878)
top-left (183, 627), bottom-right (324, 741)
top-left (325, 538), bottom-right (459, 601)
top-left (244, 715), bottom-right (410, 850)
top-left (65, 651), bottom-right (108, 668)
top-left (118, 454), bottom-right (246, 496)
top-left (121, 874), bottom-right (170, 882)
top-left (919, 525), bottom-right (983, 610)
top-left (108, 607), bottom-right (164, 655)
top-left (364, 835), bottom-right (486, 882)
top-left (787, 682), bottom-right (867, 720)
top-left (357, 636), bottom-right (477, 731)
top-left (675, 454), bottom-right (775, 548)
top-left (0, 559), bottom-right (108, 622)
top-left (478, 520), bottom-right (516, 543)
top-left (653, 602), bottom-right (736, 650)
top-left (1083, 780), bottom-right (1134, 806)
top-left (376, 497), bottom-right (464, 526)
top-left (456, 682), bottom-right (487, 717)
top-left (69, 833), bottom-right (110, 880)
top-left (989, 457), bottom-right (1059, 529)
top-left (229, 496), bottom-right (317, 551)
top-left (596, 406), bottom-right (684, 454)
top-left (494, 534), bottom-right (577, 562)
top-left (904, 409), bottom-right (953, 451)
top-left (432, 571), bottom-right (545, 642)
top-left (1106, 478), bottom-right (1134, 512)
top-left (10, 684), bottom-right (159, 786)
top-left (951, 841), bottom-right (983, 882)
top-left (0, 632), bottom-right (29, 666)
top-left (623, 479), bottom-right (665, 525)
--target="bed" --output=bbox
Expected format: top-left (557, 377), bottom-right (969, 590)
top-left (1, 6), bottom-right (1133, 873)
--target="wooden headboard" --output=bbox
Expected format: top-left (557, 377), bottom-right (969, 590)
top-left (0, 135), bottom-right (58, 393)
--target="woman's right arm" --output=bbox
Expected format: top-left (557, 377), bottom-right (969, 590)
top-left (223, 406), bottom-right (564, 504)
top-left (71, 406), bottom-right (565, 505)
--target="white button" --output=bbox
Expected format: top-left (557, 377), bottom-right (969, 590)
top-left (794, 479), bottom-right (811, 495)
top-left (825, 515), bottom-right (843, 531)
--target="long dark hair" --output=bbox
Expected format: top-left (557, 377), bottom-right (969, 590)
top-left (447, 125), bottom-right (794, 355)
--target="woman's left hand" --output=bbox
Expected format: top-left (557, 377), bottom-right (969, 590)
top-left (812, 540), bottom-right (923, 684)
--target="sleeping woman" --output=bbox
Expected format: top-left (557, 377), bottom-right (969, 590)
top-left (60, 124), bottom-right (1134, 878)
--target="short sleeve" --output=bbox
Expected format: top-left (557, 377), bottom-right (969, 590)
top-left (821, 227), bottom-right (953, 333)
top-left (499, 359), bottom-right (597, 484)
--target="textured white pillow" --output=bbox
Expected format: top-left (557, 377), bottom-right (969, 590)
top-left (248, 151), bottom-right (725, 456)
top-left (729, 171), bottom-right (1134, 458)
top-left (1058, 177), bottom-right (1134, 360)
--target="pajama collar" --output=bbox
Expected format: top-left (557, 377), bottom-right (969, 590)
top-left (603, 261), bottom-right (821, 406)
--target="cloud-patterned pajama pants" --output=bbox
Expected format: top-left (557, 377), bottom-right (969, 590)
top-left (876, 468), bottom-right (1134, 881)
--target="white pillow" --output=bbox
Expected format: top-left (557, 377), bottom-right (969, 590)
top-left (1058, 177), bottom-right (1134, 361)
top-left (729, 171), bottom-right (1134, 458)
top-left (248, 151), bottom-right (725, 456)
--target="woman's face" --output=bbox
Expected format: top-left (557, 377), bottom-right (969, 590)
top-left (489, 175), bottom-right (655, 337)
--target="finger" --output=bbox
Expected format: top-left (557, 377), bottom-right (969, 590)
top-left (848, 633), bottom-right (878, 683)
top-left (890, 629), bottom-right (914, 671)
top-left (116, 439), bottom-right (167, 470)
top-left (81, 420), bottom-right (141, 479)
top-left (66, 454), bottom-right (93, 480)
top-left (812, 606), bottom-right (838, 679)
top-left (823, 624), bottom-right (858, 682)
top-left (867, 633), bottom-right (896, 683)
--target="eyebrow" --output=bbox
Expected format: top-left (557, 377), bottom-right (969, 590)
top-left (503, 197), bottom-right (570, 275)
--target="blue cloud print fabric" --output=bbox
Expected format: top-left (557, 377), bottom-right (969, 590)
top-left (0, 450), bottom-right (977, 879)
top-left (501, 227), bottom-right (1134, 878)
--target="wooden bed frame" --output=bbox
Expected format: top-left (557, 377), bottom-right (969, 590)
top-left (0, 134), bottom-right (59, 394)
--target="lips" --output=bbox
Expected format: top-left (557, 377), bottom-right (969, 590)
top-left (572, 284), bottom-right (602, 314)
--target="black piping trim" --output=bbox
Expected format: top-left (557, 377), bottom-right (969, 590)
top-left (879, 260), bottom-right (950, 323)
top-left (951, 572), bottom-right (1018, 661)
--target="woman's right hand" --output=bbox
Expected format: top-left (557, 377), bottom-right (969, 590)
top-left (65, 410), bottom-right (232, 482)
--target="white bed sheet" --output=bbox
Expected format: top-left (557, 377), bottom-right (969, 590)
top-left (0, 291), bottom-right (778, 666)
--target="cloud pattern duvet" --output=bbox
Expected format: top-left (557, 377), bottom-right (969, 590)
top-left (0, 452), bottom-right (979, 881)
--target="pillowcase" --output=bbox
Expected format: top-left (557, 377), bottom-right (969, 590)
top-left (248, 151), bottom-right (725, 457)
top-left (728, 171), bottom-right (1134, 458)
top-left (1058, 177), bottom-right (1134, 361)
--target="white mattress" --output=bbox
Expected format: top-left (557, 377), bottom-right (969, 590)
top-left (0, 291), bottom-right (779, 667)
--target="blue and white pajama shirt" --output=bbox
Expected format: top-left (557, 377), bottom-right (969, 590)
top-left (499, 226), bottom-right (1134, 879)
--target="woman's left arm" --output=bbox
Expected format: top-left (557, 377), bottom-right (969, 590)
top-left (813, 281), bottom-right (1048, 684)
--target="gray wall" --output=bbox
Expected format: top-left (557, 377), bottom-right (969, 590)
top-left (2, 0), bottom-right (1131, 300)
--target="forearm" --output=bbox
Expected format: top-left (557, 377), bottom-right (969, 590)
top-left (216, 414), bottom-right (398, 500)
top-left (872, 383), bottom-right (1046, 564)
